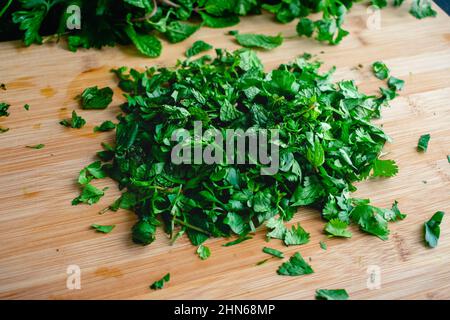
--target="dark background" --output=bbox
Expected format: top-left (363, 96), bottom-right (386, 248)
top-left (435, 0), bottom-right (450, 14)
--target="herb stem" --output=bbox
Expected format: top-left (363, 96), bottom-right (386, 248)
top-left (173, 217), bottom-right (211, 236)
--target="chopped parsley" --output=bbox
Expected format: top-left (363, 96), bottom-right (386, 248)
top-left (277, 252), bottom-right (314, 276)
top-left (262, 247), bottom-right (284, 259)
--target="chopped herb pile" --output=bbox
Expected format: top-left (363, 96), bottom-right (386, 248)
top-left (150, 273), bottom-right (170, 290)
top-left (0, 1), bottom-right (436, 56)
top-left (424, 211), bottom-right (444, 248)
top-left (316, 289), bottom-right (349, 300)
top-left (75, 48), bottom-right (405, 248)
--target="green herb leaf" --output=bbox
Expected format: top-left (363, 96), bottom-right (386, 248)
top-left (91, 224), bottom-right (115, 233)
top-left (371, 159), bottom-right (399, 177)
top-left (424, 211), bottom-right (444, 248)
top-left (223, 236), bottom-right (252, 247)
top-left (277, 252), bottom-right (314, 276)
top-left (164, 21), bottom-right (200, 43)
top-left (26, 143), bottom-right (45, 149)
top-left (316, 289), bottom-right (349, 300)
top-left (410, 0), bottom-right (437, 19)
top-left (124, 24), bottom-right (162, 57)
top-left (0, 102), bottom-right (10, 117)
top-left (284, 224), bottom-right (310, 246)
top-left (319, 241), bottom-right (327, 250)
top-left (387, 76), bottom-right (405, 91)
top-left (60, 110), bottom-right (86, 129)
top-left (262, 247), bottom-right (284, 259)
top-left (24, 104), bottom-right (30, 111)
top-left (234, 33), bottom-right (283, 50)
top-left (372, 61), bottom-right (390, 80)
top-left (186, 40), bottom-right (213, 58)
top-left (150, 273), bottom-right (170, 290)
top-left (196, 244), bottom-right (211, 260)
top-left (94, 120), bottom-right (116, 132)
top-left (80, 86), bottom-right (113, 110)
top-left (78, 161), bottom-right (107, 185)
top-left (72, 184), bottom-right (105, 205)
top-left (417, 134), bottom-right (430, 152)
top-left (324, 219), bottom-right (353, 238)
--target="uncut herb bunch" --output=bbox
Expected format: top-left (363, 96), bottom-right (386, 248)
top-left (85, 49), bottom-right (404, 246)
top-left (0, 0), bottom-right (436, 56)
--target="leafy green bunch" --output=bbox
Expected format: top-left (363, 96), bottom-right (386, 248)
top-left (76, 48), bottom-right (404, 246)
top-left (0, 0), bottom-right (437, 57)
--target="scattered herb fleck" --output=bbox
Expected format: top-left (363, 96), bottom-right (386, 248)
top-left (0, 102), bottom-right (10, 117)
top-left (262, 247), bottom-right (284, 259)
top-left (417, 134), bottom-right (430, 152)
top-left (26, 144), bottom-right (45, 149)
top-left (150, 273), bottom-right (170, 290)
top-left (91, 224), bottom-right (115, 234)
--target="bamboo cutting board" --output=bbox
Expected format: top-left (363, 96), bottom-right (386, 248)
top-left (0, 3), bottom-right (449, 300)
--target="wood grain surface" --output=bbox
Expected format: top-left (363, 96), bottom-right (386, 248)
top-left (0, 3), bottom-right (449, 300)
